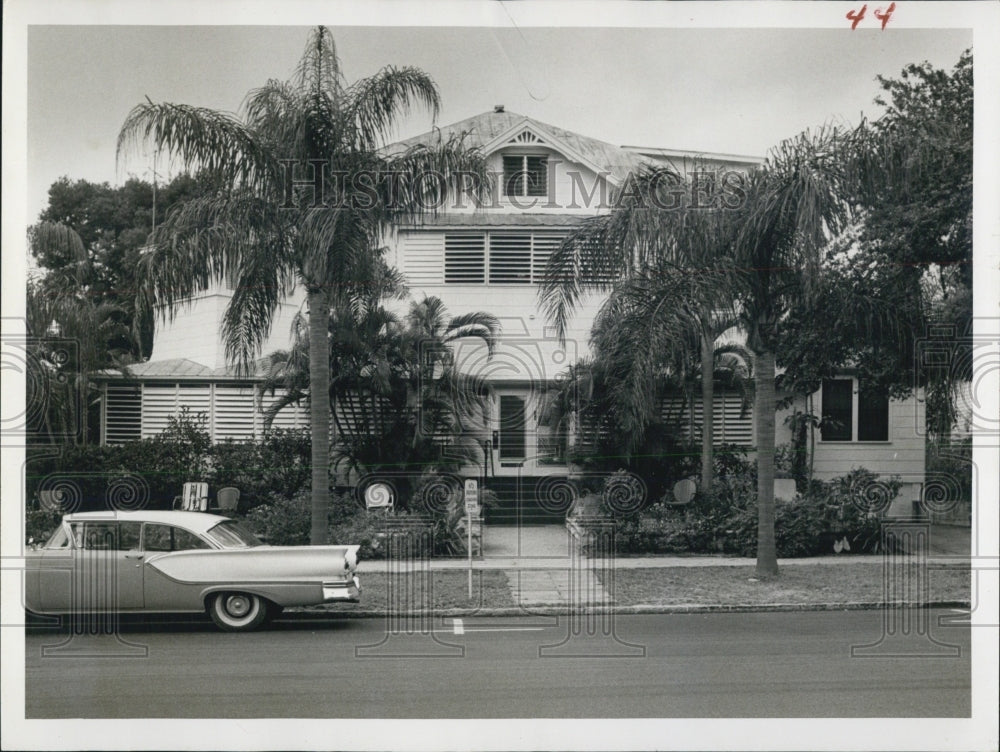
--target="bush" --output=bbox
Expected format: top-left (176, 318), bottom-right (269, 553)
top-left (244, 489), bottom-right (439, 559)
top-left (608, 466), bottom-right (899, 558)
top-left (25, 412), bottom-right (312, 515)
top-left (207, 429), bottom-right (311, 510)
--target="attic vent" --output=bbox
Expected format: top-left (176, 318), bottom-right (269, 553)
top-left (510, 130), bottom-right (542, 145)
top-left (494, 104), bottom-right (505, 113)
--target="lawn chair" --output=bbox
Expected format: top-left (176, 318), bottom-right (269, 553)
top-left (212, 487), bottom-right (240, 515)
top-left (181, 482), bottom-right (209, 512)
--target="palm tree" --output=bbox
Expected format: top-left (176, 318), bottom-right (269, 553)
top-left (588, 272), bottom-right (752, 475)
top-left (263, 294), bottom-right (499, 505)
top-left (118, 27), bottom-right (489, 543)
top-left (542, 133), bottom-right (866, 577)
top-left (539, 165), bottom-right (741, 489)
top-left (730, 127), bottom-right (860, 576)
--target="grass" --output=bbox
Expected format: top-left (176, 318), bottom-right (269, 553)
top-left (316, 564), bottom-right (970, 613)
top-left (600, 564), bottom-right (971, 607)
top-left (331, 570), bottom-right (516, 613)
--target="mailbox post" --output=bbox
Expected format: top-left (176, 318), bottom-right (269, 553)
top-left (464, 479), bottom-right (479, 598)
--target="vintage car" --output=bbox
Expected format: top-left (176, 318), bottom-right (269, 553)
top-left (24, 510), bottom-right (361, 631)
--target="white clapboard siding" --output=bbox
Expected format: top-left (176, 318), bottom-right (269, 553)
top-left (213, 384), bottom-right (258, 441)
top-left (660, 392), bottom-right (754, 446)
top-left (403, 232), bottom-right (445, 285)
top-left (104, 384), bottom-right (142, 444)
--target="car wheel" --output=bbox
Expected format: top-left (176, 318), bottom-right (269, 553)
top-left (208, 592), bottom-right (268, 632)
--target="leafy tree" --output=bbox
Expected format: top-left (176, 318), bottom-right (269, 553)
top-left (27, 223), bottom-right (134, 445)
top-left (852, 50), bottom-right (972, 436)
top-left (117, 26), bottom-right (489, 543)
top-left (34, 174), bottom-right (211, 357)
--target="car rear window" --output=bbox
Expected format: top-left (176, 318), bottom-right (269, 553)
top-left (204, 520), bottom-right (264, 549)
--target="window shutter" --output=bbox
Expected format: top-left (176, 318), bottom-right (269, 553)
top-left (502, 155), bottom-right (524, 197)
top-left (489, 233), bottom-right (532, 284)
top-left (402, 232), bottom-right (444, 285)
top-left (104, 384), bottom-right (141, 444)
top-left (445, 233), bottom-right (485, 283)
top-left (213, 384), bottom-right (258, 441)
top-left (532, 233), bottom-right (567, 283)
top-left (141, 384), bottom-right (178, 438)
top-left (525, 156), bottom-right (548, 197)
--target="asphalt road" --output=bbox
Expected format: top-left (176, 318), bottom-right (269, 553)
top-left (24, 609), bottom-right (970, 718)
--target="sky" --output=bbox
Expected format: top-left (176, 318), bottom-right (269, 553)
top-left (25, 24), bottom-right (972, 223)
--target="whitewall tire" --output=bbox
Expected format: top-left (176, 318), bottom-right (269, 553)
top-left (208, 592), bottom-right (268, 632)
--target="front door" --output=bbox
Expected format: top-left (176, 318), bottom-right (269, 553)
top-left (498, 394), bottom-right (527, 468)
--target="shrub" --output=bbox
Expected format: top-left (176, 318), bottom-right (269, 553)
top-left (608, 466), bottom-right (899, 557)
top-left (244, 489), bottom-right (438, 559)
top-left (208, 429), bottom-right (311, 510)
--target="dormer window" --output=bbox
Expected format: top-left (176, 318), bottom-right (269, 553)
top-left (503, 155), bottom-right (548, 198)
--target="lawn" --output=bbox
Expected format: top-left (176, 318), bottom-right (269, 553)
top-left (600, 564), bottom-right (971, 607)
top-left (318, 564), bottom-right (969, 613)
top-left (331, 570), bottom-right (516, 614)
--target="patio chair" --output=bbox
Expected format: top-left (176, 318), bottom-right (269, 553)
top-left (212, 487), bottom-right (240, 514)
top-left (181, 482), bottom-right (209, 512)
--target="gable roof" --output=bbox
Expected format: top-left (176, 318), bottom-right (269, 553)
top-left (387, 109), bottom-right (650, 184)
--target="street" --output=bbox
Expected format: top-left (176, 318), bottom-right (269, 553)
top-left (25, 609), bottom-right (970, 718)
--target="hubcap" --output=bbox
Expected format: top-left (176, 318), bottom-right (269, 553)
top-left (226, 595), bottom-right (251, 617)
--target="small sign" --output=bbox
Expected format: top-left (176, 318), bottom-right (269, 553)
top-left (365, 482), bottom-right (393, 509)
top-left (464, 479), bottom-right (479, 513)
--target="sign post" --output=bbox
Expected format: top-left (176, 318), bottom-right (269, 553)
top-left (463, 479), bottom-right (479, 599)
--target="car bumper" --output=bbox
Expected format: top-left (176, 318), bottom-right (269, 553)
top-left (323, 576), bottom-right (361, 603)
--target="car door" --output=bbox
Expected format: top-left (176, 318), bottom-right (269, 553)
top-left (73, 521), bottom-right (145, 611)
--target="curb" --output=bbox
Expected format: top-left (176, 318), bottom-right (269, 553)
top-left (291, 600), bottom-right (972, 619)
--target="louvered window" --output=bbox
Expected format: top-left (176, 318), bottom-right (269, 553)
top-left (104, 384), bottom-right (141, 444)
top-left (660, 392), bottom-right (754, 446)
top-left (443, 231), bottom-right (567, 285)
top-left (213, 384), bottom-right (257, 441)
top-left (444, 233), bottom-right (485, 283)
top-left (489, 233), bottom-right (532, 284)
top-left (503, 155), bottom-right (548, 198)
top-left (141, 383), bottom-right (179, 438)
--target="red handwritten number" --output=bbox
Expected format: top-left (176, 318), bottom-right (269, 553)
top-left (873, 2), bottom-right (896, 30)
top-left (846, 4), bottom-right (867, 29)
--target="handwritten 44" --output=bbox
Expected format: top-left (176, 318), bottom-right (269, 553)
top-left (847, 3), bottom-right (896, 30)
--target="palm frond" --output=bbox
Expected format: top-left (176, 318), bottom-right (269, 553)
top-left (348, 65), bottom-right (441, 152)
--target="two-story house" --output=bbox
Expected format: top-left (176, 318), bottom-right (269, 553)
top-left (95, 108), bottom-right (926, 519)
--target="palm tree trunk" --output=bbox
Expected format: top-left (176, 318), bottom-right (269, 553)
top-left (700, 327), bottom-right (714, 490)
top-left (79, 370), bottom-right (90, 446)
top-left (755, 349), bottom-right (779, 576)
top-left (308, 287), bottom-right (331, 545)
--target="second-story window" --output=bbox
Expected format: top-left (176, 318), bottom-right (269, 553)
top-left (503, 155), bottom-right (548, 198)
